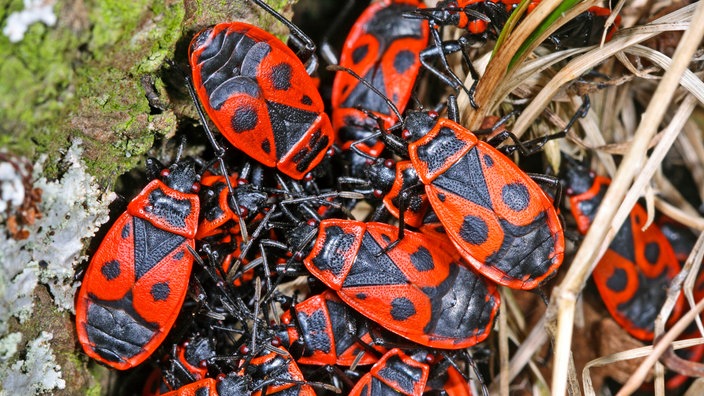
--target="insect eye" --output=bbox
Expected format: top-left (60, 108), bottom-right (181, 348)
top-left (384, 159), bottom-right (395, 168)
top-left (402, 129), bottom-right (412, 140)
top-left (191, 182), bottom-right (201, 193)
top-left (160, 169), bottom-right (170, 178)
top-left (428, 110), bottom-right (439, 119)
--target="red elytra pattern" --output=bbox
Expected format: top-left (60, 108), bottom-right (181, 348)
top-left (280, 290), bottom-right (385, 367)
top-left (331, 0), bottom-right (428, 156)
top-left (75, 213), bottom-right (194, 369)
top-left (304, 219), bottom-right (500, 349)
top-left (409, 118), bottom-right (564, 290)
top-left (568, 175), bottom-right (684, 341)
top-left (76, 160), bottom-right (200, 370)
top-left (189, 23), bottom-right (334, 179)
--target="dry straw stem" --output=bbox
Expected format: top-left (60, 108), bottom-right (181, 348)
top-left (457, 0), bottom-right (599, 128)
top-left (682, 231), bottom-right (704, 335)
top-left (582, 337), bottom-right (704, 396)
top-left (499, 291), bottom-right (509, 396)
top-left (551, 2), bottom-right (704, 395)
top-left (463, 0), bottom-right (598, 129)
top-left (618, 299), bottom-right (704, 394)
top-left (510, 4), bottom-right (694, 140)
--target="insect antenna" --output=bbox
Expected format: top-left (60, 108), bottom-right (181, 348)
top-left (327, 64), bottom-right (404, 122)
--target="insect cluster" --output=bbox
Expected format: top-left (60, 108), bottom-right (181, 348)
top-left (71, 0), bottom-right (704, 394)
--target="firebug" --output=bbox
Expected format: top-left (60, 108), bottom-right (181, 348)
top-left (296, 219), bottom-right (500, 349)
top-left (562, 159), bottom-right (684, 341)
top-left (75, 157), bottom-right (201, 369)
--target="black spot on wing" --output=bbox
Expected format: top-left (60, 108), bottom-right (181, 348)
top-left (393, 50), bottom-right (416, 74)
top-left (459, 215), bottom-right (489, 245)
top-left (133, 218), bottom-right (185, 281)
top-left (270, 62), bottom-right (292, 90)
top-left (483, 154), bottom-right (494, 167)
top-left (502, 182), bottom-right (530, 212)
top-left (101, 260), bottom-right (121, 281)
top-left (390, 297), bottom-right (416, 321)
top-left (261, 139), bottom-right (271, 154)
top-left (352, 44), bottom-right (368, 64)
top-left (605, 267), bottom-right (628, 292)
top-left (231, 105), bottom-right (258, 133)
top-left (301, 95), bottom-right (312, 105)
top-left (644, 242), bottom-right (660, 265)
top-left (150, 282), bottom-right (170, 302)
top-left (410, 246), bottom-right (434, 271)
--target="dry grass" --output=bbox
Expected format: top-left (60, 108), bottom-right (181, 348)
top-left (439, 0), bottom-right (704, 394)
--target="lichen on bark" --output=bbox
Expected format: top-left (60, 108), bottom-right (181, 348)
top-left (0, 0), bottom-right (294, 393)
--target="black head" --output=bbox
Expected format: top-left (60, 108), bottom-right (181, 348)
top-left (401, 110), bottom-right (440, 143)
top-left (405, 2), bottom-right (461, 26)
top-left (560, 155), bottom-right (595, 196)
top-left (363, 158), bottom-right (397, 197)
top-left (285, 221), bottom-right (318, 259)
top-left (146, 157), bottom-right (201, 194)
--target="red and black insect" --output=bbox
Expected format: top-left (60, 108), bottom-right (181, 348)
top-left (188, 0), bottom-right (334, 180)
top-left (562, 159), bottom-right (684, 341)
top-left (294, 218), bottom-right (500, 349)
top-left (160, 351), bottom-right (316, 396)
top-left (75, 157), bottom-right (201, 370)
top-left (330, 0), bottom-right (429, 176)
top-left (356, 93), bottom-right (567, 290)
top-left (349, 348), bottom-right (430, 396)
top-left (277, 289), bottom-right (388, 367)
top-left (143, 336), bottom-right (216, 395)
